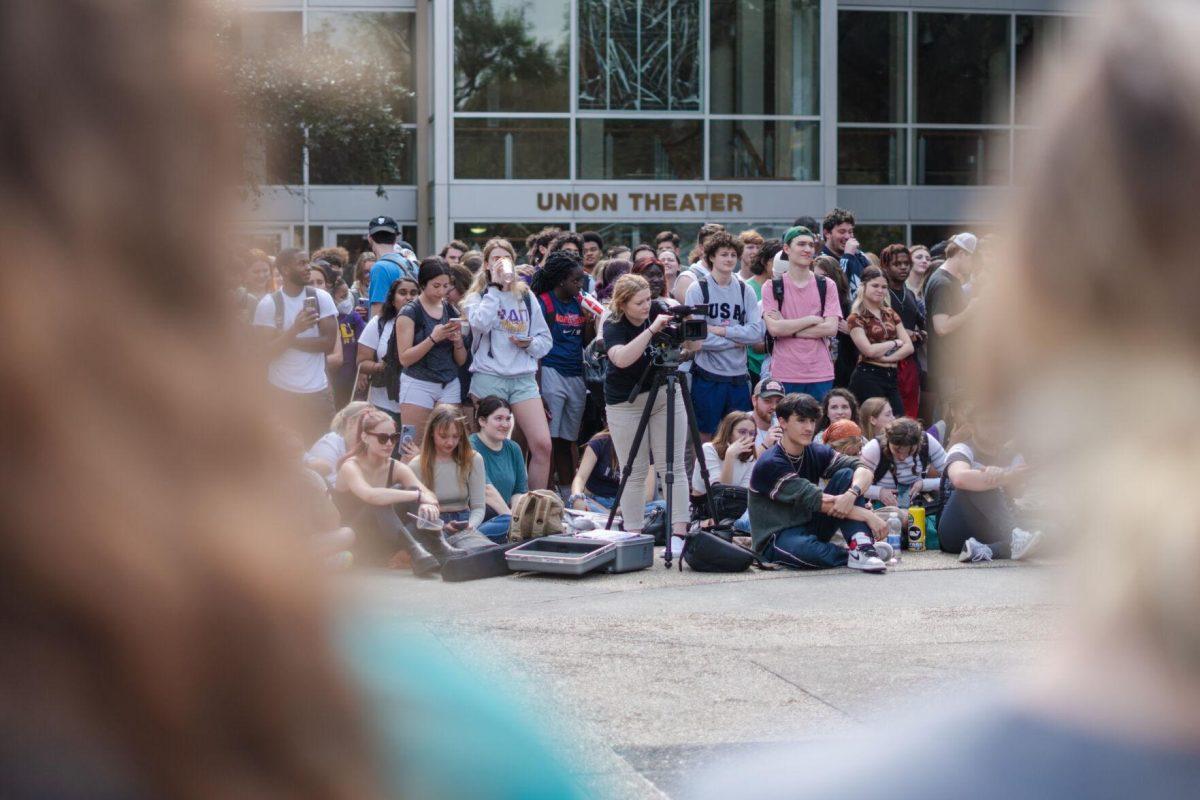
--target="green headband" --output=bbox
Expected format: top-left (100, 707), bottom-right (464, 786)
top-left (782, 226), bottom-right (815, 246)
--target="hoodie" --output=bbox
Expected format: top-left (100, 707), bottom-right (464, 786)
top-left (466, 286), bottom-right (553, 377)
top-left (683, 273), bottom-right (764, 378)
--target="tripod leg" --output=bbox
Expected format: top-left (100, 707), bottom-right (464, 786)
top-left (662, 374), bottom-right (678, 569)
top-left (604, 378), bottom-right (662, 531)
top-left (678, 375), bottom-right (719, 524)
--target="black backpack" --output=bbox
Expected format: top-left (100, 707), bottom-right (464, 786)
top-left (697, 275), bottom-right (749, 322)
top-left (764, 274), bottom-right (827, 355)
top-left (683, 529), bottom-right (754, 573)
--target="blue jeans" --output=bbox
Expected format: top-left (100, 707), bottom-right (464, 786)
top-left (764, 468), bottom-right (871, 569)
top-left (478, 514), bottom-right (511, 544)
top-left (781, 380), bottom-right (834, 402)
top-left (444, 508), bottom-right (512, 544)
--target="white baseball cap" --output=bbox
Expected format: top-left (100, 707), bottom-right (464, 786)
top-left (950, 232), bottom-right (978, 254)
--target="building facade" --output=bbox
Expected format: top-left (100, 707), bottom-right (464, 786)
top-left (238, 0), bottom-right (1081, 258)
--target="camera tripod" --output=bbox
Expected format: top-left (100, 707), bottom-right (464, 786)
top-left (605, 357), bottom-right (719, 568)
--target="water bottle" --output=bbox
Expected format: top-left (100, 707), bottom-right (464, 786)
top-left (886, 512), bottom-right (902, 553)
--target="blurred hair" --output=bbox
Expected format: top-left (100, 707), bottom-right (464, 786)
top-left (711, 411), bottom-right (755, 461)
top-left (738, 229), bottom-right (764, 247)
top-left (547, 231), bottom-right (583, 254)
top-left (474, 395), bottom-right (512, 423)
top-left (703, 231), bottom-right (744, 265)
top-left (418, 405), bottom-right (473, 493)
top-left (0, 0), bottom-right (377, 796)
top-left (883, 417), bottom-right (923, 448)
top-left (311, 245), bottom-right (350, 271)
top-left (850, 265), bottom-right (889, 317)
top-left (580, 230), bottom-right (604, 249)
top-left (439, 239), bottom-right (469, 257)
top-left (530, 250), bottom-right (584, 295)
top-left (819, 388), bottom-right (860, 432)
top-left (822, 207), bottom-right (855, 233)
top-left (330, 401), bottom-right (372, 438)
top-left (858, 397), bottom-right (892, 441)
top-left (777, 393), bottom-right (821, 422)
top-left (353, 251), bottom-right (377, 287)
top-left (417, 255), bottom-right (451, 289)
top-left (655, 230), bottom-right (680, 249)
top-left (340, 407), bottom-right (394, 468)
top-left (752, 239), bottom-right (783, 277)
top-left (812, 254), bottom-right (850, 309)
top-left (609, 274), bottom-right (651, 322)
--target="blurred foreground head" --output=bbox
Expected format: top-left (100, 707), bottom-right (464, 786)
top-left (975, 0), bottom-right (1200, 673)
top-left (0, 1), bottom-right (376, 797)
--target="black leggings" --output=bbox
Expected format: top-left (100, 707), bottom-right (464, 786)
top-left (937, 488), bottom-right (1019, 558)
top-left (848, 363), bottom-right (904, 417)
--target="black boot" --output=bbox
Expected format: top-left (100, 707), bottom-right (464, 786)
top-left (394, 521), bottom-right (441, 577)
top-left (414, 528), bottom-right (468, 566)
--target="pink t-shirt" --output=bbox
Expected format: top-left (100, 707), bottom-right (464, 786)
top-left (761, 272), bottom-right (842, 383)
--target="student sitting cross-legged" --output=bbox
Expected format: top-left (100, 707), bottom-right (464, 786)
top-left (747, 393), bottom-right (890, 573)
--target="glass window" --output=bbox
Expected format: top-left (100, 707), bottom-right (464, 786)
top-left (311, 128), bottom-right (415, 186)
top-left (233, 12), bottom-right (303, 184)
top-left (579, 0), bottom-right (701, 111)
top-left (453, 223), bottom-right (570, 259)
top-left (576, 222), bottom-right (704, 253)
top-left (308, 12), bottom-right (415, 121)
top-left (915, 129), bottom-right (1010, 186)
top-left (838, 11), bottom-right (906, 124)
top-left (911, 224), bottom-right (994, 249)
top-left (454, 118), bottom-right (569, 179)
top-left (710, 120), bottom-right (819, 181)
top-left (454, 0), bottom-right (569, 112)
top-left (838, 128), bottom-right (905, 185)
top-left (1016, 15), bottom-right (1069, 125)
top-left (710, 0), bottom-right (819, 116)
top-left (577, 119), bottom-right (703, 180)
top-left (851, 225), bottom-right (908, 256)
top-left (916, 14), bottom-right (1010, 125)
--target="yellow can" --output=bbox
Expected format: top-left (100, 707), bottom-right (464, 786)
top-left (907, 506), bottom-right (927, 551)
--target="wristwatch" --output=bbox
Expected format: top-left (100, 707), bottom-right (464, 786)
top-left (848, 486), bottom-right (862, 497)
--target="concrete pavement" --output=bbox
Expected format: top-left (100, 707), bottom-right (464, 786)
top-left (351, 549), bottom-right (1064, 798)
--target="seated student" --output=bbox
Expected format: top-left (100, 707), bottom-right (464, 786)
top-left (857, 396), bottom-right (895, 442)
top-left (305, 400), bottom-right (371, 488)
top-left (859, 417), bottom-right (948, 507)
top-left (468, 396), bottom-right (528, 543)
top-left (822, 418), bottom-right (865, 457)
top-left (940, 410), bottom-right (1043, 563)
top-left (693, 411), bottom-right (758, 493)
top-left (333, 409), bottom-right (452, 576)
top-left (747, 393), bottom-right (890, 572)
top-left (693, 411), bottom-right (758, 532)
top-left (750, 378), bottom-right (786, 455)
top-left (408, 405), bottom-right (491, 544)
top-left (569, 429), bottom-right (661, 518)
top-left (814, 388), bottom-right (859, 444)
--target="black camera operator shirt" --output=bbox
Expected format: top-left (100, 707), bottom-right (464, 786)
top-left (602, 316), bottom-right (653, 405)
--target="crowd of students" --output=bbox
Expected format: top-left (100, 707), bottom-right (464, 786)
top-left (241, 209), bottom-right (1043, 576)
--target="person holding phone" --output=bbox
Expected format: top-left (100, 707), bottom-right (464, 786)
top-left (395, 257), bottom-right (468, 443)
top-left (408, 404), bottom-right (488, 539)
top-left (357, 276), bottom-right (418, 426)
top-left (464, 238), bottom-right (554, 490)
top-left (694, 411), bottom-right (758, 532)
top-left (253, 247), bottom-right (339, 443)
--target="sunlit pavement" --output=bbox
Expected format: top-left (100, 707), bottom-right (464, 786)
top-left (352, 550), bottom-right (1062, 799)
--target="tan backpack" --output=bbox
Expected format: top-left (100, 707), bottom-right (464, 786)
top-left (509, 490), bottom-right (565, 542)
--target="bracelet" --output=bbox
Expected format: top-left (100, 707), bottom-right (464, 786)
top-left (568, 493), bottom-right (587, 505)
top-left (849, 486), bottom-right (862, 497)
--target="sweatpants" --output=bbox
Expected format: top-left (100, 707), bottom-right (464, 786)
top-left (606, 389), bottom-right (690, 529)
top-left (937, 488), bottom-right (1018, 558)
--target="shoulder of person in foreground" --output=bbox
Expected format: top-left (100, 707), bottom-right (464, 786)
top-left (339, 612), bottom-right (586, 800)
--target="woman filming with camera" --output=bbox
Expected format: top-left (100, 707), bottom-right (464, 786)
top-left (602, 274), bottom-right (690, 540)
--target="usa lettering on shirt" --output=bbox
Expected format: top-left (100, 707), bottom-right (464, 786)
top-left (704, 301), bottom-right (747, 325)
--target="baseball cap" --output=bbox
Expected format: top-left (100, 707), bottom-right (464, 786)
top-left (367, 215), bottom-right (400, 237)
top-left (950, 232), bottom-right (978, 254)
top-left (754, 378), bottom-right (785, 398)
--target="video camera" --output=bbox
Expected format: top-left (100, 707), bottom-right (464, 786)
top-left (650, 301), bottom-right (707, 348)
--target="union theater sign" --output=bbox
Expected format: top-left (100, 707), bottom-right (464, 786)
top-left (536, 191), bottom-right (745, 213)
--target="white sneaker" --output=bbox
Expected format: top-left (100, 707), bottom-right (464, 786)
top-left (1011, 528), bottom-right (1043, 561)
top-left (847, 544), bottom-right (887, 573)
top-left (872, 541), bottom-right (895, 562)
top-left (958, 538), bottom-right (994, 563)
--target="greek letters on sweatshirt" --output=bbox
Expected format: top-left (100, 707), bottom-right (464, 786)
top-left (683, 273), bottom-right (764, 377)
top-left (466, 286), bottom-right (553, 377)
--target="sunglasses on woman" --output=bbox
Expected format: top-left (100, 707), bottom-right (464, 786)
top-left (369, 431), bottom-right (401, 445)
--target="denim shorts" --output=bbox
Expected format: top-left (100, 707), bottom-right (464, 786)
top-left (468, 371), bottom-right (541, 405)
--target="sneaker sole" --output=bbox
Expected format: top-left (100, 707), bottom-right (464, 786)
top-left (1013, 530), bottom-right (1044, 561)
top-left (848, 559), bottom-right (887, 574)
